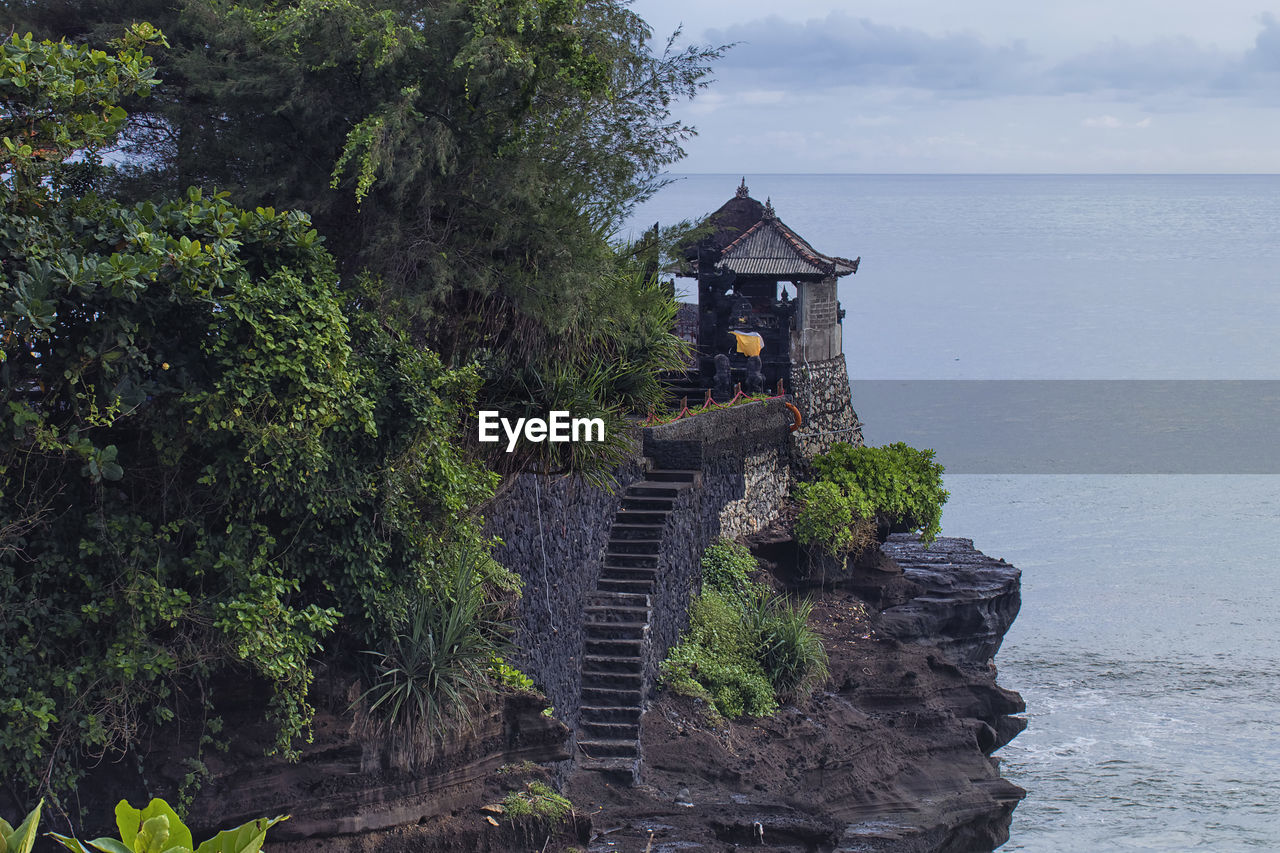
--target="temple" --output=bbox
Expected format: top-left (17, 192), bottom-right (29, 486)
top-left (673, 180), bottom-right (859, 396)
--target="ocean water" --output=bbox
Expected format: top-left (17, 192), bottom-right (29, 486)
top-left (627, 174), bottom-right (1280, 851)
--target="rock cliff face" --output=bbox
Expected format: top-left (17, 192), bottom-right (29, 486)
top-left (878, 536), bottom-right (1024, 668)
top-left (567, 535), bottom-right (1026, 853)
top-left (56, 685), bottom-right (572, 853)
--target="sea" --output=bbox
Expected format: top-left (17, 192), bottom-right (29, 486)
top-left (626, 174), bottom-right (1280, 851)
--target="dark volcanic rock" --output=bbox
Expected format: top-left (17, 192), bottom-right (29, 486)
top-left (878, 535), bottom-right (1023, 666)
top-left (568, 538), bottom-right (1026, 853)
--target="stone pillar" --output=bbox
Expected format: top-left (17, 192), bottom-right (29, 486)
top-left (791, 275), bottom-right (842, 362)
top-left (788, 273), bottom-right (861, 458)
top-left (789, 355), bottom-right (863, 459)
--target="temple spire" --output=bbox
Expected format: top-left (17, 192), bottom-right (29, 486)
top-left (735, 177), bottom-right (750, 198)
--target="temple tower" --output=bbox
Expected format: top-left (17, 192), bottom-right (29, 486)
top-left (675, 181), bottom-right (863, 454)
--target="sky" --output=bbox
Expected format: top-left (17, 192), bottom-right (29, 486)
top-left (627, 0), bottom-right (1280, 172)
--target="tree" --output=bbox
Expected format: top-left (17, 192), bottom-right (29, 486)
top-left (7, 0), bottom-right (723, 483)
top-left (1, 26), bottom-right (499, 803)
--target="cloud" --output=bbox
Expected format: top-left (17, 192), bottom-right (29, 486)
top-left (1047, 37), bottom-right (1234, 96)
top-left (1082, 115), bottom-right (1154, 129)
top-left (702, 12), bottom-right (1280, 103)
top-left (1243, 13), bottom-right (1280, 71)
top-left (706, 13), bottom-right (1036, 95)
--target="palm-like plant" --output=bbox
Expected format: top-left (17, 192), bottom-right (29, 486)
top-left (358, 547), bottom-right (507, 751)
top-left (744, 590), bottom-right (830, 700)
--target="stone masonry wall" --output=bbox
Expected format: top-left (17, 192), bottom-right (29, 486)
top-left (485, 460), bottom-right (643, 733)
top-left (488, 398), bottom-right (800, 730)
top-left (790, 277), bottom-right (842, 362)
top-left (789, 354), bottom-right (864, 458)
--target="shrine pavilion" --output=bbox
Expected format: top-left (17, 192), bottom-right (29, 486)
top-left (673, 180), bottom-right (859, 397)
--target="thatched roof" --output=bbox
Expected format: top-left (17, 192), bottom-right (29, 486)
top-left (676, 180), bottom-right (859, 280)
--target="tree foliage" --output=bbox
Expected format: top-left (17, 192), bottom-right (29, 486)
top-left (0, 28), bottom-right (497, 802)
top-left (10, 0), bottom-right (722, 482)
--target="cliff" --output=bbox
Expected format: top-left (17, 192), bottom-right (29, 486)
top-left (38, 390), bottom-right (1024, 853)
top-left (565, 534), bottom-right (1026, 853)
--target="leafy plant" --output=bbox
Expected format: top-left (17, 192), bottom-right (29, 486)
top-left (661, 546), bottom-right (828, 718)
top-left (793, 481), bottom-right (856, 557)
top-left (0, 28), bottom-right (501, 802)
top-left (48, 797), bottom-right (286, 853)
top-left (20, 0), bottom-right (724, 487)
top-left (1, 799), bottom-right (43, 853)
top-left (700, 540), bottom-right (755, 596)
top-left (488, 656), bottom-right (536, 692)
top-left (748, 593), bottom-right (829, 700)
top-left (357, 547), bottom-right (507, 742)
top-left (501, 781), bottom-right (573, 826)
top-left (807, 442), bottom-right (949, 545)
top-left (659, 590), bottom-right (778, 720)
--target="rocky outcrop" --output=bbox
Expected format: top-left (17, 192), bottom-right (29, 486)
top-left (878, 536), bottom-right (1023, 667)
top-left (566, 535), bottom-right (1026, 853)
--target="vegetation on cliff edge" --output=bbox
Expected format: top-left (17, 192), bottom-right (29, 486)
top-left (795, 441), bottom-right (949, 560)
top-left (661, 541), bottom-right (828, 720)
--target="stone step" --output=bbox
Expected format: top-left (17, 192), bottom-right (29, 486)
top-left (603, 552), bottom-right (659, 568)
top-left (580, 720), bottom-right (640, 741)
top-left (600, 567), bottom-right (659, 582)
top-left (620, 496), bottom-right (675, 511)
top-left (609, 523), bottom-right (666, 541)
top-left (581, 684), bottom-right (643, 705)
top-left (587, 591), bottom-right (649, 609)
top-left (580, 674), bottom-right (642, 695)
top-left (611, 510), bottom-right (668, 526)
top-left (596, 578), bottom-right (654, 595)
top-left (582, 654), bottom-right (643, 675)
top-left (583, 621), bottom-right (646, 640)
top-left (580, 703), bottom-right (643, 722)
top-left (577, 739), bottom-right (639, 759)
top-left (607, 538), bottom-right (661, 555)
top-left (585, 604), bottom-right (651, 623)
top-left (629, 484), bottom-right (685, 499)
top-left (584, 637), bottom-right (643, 658)
top-left (577, 755), bottom-right (639, 782)
top-left (579, 671), bottom-right (643, 691)
top-left (645, 469), bottom-right (700, 485)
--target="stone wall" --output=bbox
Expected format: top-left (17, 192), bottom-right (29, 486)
top-left (485, 460), bottom-right (643, 733)
top-left (489, 399), bottom-right (800, 726)
top-left (789, 354), bottom-right (864, 458)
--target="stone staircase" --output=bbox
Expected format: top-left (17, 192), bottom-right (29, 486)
top-left (576, 468), bottom-right (700, 779)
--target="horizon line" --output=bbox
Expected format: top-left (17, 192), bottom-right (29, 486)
top-left (660, 171), bottom-right (1280, 177)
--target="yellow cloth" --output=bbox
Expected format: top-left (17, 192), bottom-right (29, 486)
top-left (731, 331), bottom-right (764, 357)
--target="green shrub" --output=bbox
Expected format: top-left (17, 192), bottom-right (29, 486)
top-left (793, 481), bottom-right (855, 556)
top-left (809, 442), bottom-right (949, 545)
top-left (488, 656), bottom-right (536, 692)
top-left (660, 585), bottom-right (825, 719)
top-left (0, 28), bottom-right (504, 802)
top-left (357, 547), bottom-right (505, 741)
top-left (700, 539), bottom-right (756, 595)
top-left (49, 797), bottom-right (286, 853)
top-left (749, 594), bottom-right (829, 699)
top-left (502, 781), bottom-right (572, 825)
top-left (660, 590), bottom-right (777, 719)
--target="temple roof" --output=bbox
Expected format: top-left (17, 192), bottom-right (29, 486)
top-left (676, 180), bottom-right (859, 280)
